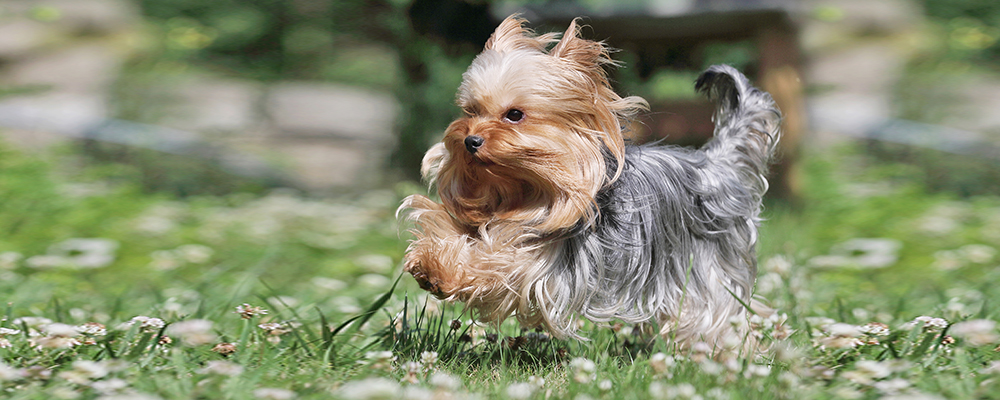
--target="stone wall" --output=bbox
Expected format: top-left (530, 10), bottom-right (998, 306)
top-left (0, 0), bottom-right (398, 193)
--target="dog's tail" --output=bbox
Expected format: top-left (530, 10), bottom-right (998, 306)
top-left (695, 65), bottom-right (781, 198)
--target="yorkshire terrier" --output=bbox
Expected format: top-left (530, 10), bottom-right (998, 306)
top-left (399, 15), bottom-right (780, 349)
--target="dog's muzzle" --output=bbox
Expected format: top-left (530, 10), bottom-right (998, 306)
top-left (464, 135), bottom-right (484, 154)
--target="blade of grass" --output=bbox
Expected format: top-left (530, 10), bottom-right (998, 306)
top-left (332, 273), bottom-right (402, 339)
top-left (317, 306), bottom-right (333, 348)
top-left (125, 332), bottom-right (156, 360)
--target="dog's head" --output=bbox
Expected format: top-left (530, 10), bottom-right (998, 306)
top-left (422, 15), bottom-right (647, 233)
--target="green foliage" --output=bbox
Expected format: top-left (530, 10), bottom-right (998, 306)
top-left (0, 144), bottom-right (153, 255)
top-left (134, 0), bottom-right (329, 81)
top-left (919, 0), bottom-right (1000, 63)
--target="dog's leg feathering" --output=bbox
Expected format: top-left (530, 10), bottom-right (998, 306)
top-left (398, 195), bottom-right (474, 299)
top-left (398, 194), bottom-right (532, 320)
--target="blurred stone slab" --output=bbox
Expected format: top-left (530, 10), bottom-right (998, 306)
top-left (267, 83), bottom-right (397, 142)
top-left (158, 78), bottom-right (263, 133)
top-left (0, 43), bottom-right (120, 142)
top-left (0, 127), bottom-right (64, 150)
top-left (0, 20), bottom-right (49, 58)
top-left (808, 93), bottom-right (890, 139)
top-left (944, 79), bottom-right (1000, 137)
top-left (806, 43), bottom-right (905, 140)
top-left (273, 140), bottom-right (378, 190)
top-left (156, 79), bottom-right (398, 189)
top-left (0, 92), bottom-right (107, 136)
top-left (2, 44), bottom-right (121, 93)
top-left (808, 44), bottom-right (906, 94)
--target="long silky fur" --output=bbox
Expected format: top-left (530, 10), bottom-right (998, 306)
top-left (538, 65), bottom-right (780, 343)
top-left (399, 17), bottom-right (780, 349)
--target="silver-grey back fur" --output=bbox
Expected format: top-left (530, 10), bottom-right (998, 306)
top-left (533, 65), bottom-right (780, 344)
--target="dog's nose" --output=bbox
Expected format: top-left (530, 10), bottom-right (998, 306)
top-left (464, 135), bottom-right (484, 154)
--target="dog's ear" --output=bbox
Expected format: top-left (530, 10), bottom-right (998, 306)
top-left (484, 15), bottom-right (530, 51)
top-left (485, 15), bottom-right (555, 52)
top-left (549, 19), bottom-right (607, 70)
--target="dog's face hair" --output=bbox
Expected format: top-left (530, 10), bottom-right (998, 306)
top-left (425, 17), bottom-right (647, 234)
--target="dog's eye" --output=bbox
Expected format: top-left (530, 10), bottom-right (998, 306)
top-left (503, 109), bottom-right (525, 123)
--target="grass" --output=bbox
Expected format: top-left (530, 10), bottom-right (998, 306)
top-left (0, 141), bottom-right (998, 400)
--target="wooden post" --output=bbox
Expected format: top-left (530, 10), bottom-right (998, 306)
top-left (758, 21), bottom-right (805, 202)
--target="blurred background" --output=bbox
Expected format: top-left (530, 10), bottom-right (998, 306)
top-left (0, 0), bottom-right (999, 367)
top-left (3, 1), bottom-right (1000, 389)
top-left (1, 0), bottom-right (998, 199)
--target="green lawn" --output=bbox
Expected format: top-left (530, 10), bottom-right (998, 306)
top-left (0, 142), bottom-right (998, 399)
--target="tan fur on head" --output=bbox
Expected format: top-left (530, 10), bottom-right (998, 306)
top-left (426, 15), bottom-right (646, 234)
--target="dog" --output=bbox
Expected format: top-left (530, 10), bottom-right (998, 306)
top-left (399, 15), bottom-right (780, 349)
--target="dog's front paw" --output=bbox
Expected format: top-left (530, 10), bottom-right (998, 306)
top-left (405, 258), bottom-right (444, 297)
top-left (404, 251), bottom-right (460, 299)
